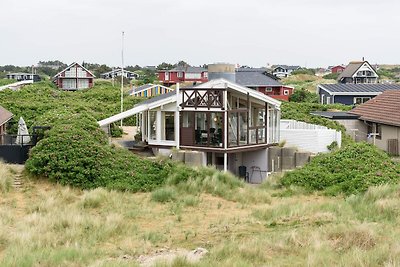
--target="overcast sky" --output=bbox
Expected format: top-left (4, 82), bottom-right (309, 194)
top-left (1, 0), bottom-right (399, 67)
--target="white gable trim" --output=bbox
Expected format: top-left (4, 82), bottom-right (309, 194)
top-left (98, 94), bottom-right (178, 126)
top-left (195, 78), bottom-right (281, 109)
top-left (53, 62), bottom-right (96, 79)
top-left (351, 62), bottom-right (378, 78)
top-left (132, 84), bottom-right (173, 95)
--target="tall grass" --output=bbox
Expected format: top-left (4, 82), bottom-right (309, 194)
top-left (0, 162), bottom-right (13, 193)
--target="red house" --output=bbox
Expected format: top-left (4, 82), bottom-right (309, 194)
top-left (53, 62), bottom-right (95, 90)
top-left (158, 66), bottom-right (208, 86)
top-left (235, 68), bottom-right (294, 101)
top-left (331, 65), bottom-right (346, 74)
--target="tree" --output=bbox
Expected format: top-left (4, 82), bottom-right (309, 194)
top-left (176, 60), bottom-right (190, 67)
top-left (156, 62), bottom-right (174, 70)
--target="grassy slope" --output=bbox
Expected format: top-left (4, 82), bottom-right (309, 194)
top-left (281, 74), bottom-right (336, 93)
top-left (2, 164), bottom-right (400, 266)
top-left (0, 79), bottom-right (16, 86)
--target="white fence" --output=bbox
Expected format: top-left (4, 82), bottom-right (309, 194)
top-left (280, 120), bottom-right (341, 153)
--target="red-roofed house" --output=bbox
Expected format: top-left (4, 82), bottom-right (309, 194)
top-left (0, 106), bottom-right (13, 143)
top-left (158, 66), bottom-right (208, 86)
top-left (349, 90), bottom-right (400, 155)
top-left (331, 65), bottom-right (346, 74)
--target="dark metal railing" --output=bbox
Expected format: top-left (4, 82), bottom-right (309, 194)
top-left (0, 134), bottom-right (35, 146)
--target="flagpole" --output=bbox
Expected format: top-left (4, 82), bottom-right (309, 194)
top-left (120, 31), bottom-right (125, 128)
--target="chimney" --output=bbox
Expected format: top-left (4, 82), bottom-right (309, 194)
top-left (207, 63), bottom-right (236, 82)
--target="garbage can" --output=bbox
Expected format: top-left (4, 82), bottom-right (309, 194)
top-left (239, 166), bottom-right (247, 179)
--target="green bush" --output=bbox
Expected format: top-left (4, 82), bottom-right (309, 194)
top-left (281, 142), bottom-right (400, 195)
top-left (25, 110), bottom-right (169, 191)
top-left (323, 72), bottom-right (340, 80)
top-left (289, 88), bottom-right (318, 103)
top-left (291, 68), bottom-right (316, 75)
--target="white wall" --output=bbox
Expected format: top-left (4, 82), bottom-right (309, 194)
top-left (280, 120), bottom-right (341, 153)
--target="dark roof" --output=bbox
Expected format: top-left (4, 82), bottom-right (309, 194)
top-left (235, 71), bottom-right (281, 87)
top-left (0, 106), bottom-right (13, 126)
top-left (319, 84), bottom-right (400, 94)
top-left (310, 111), bottom-right (360, 120)
top-left (274, 65), bottom-right (301, 70)
top-left (349, 90), bottom-right (400, 127)
top-left (338, 61), bottom-right (377, 81)
top-left (236, 68), bottom-right (268, 73)
top-left (134, 91), bottom-right (176, 107)
top-left (168, 66), bottom-right (207, 73)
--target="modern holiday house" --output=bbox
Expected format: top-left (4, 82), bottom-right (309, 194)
top-left (317, 83), bottom-right (400, 105)
top-left (100, 68), bottom-right (139, 80)
top-left (53, 62), bottom-right (95, 90)
top-left (158, 66), bottom-right (208, 86)
top-left (99, 74), bottom-right (281, 180)
top-left (338, 61), bottom-right (379, 84)
top-left (272, 65), bottom-right (301, 78)
top-left (6, 73), bottom-right (41, 82)
top-left (234, 67), bottom-right (294, 101)
top-left (348, 90), bottom-right (400, 156)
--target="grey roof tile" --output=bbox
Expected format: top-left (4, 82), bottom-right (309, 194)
top-left (319, 83), bottom-right (400, 93)
top-left (235, 71), bottom-right (281, 87)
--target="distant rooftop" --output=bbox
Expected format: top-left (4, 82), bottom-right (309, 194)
top-left (310, 111), bottom-right (360, 120)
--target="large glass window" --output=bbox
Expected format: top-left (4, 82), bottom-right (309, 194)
top-left (149, 111), bottom-right (157, 140)
top-left (195, 113), bottom-right (207, 145)
top-left (164, 112), bottom-right (175, 141)
top-left (193, 112), bottom-right (223, 147)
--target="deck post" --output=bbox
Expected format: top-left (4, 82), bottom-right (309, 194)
top-left (175, 83), bottom-right (180, 149)
top-left (224, 152), bottom-right (228, 172)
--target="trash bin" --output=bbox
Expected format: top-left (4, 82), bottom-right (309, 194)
top-left (239, 166), bottom-right (247, 179)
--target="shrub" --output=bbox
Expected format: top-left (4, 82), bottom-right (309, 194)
top-left (25, 110), bottom-right (170, 192)
top-left (289, 89), bottom-right (318, 103)
top-left (281, 142), bottom-right (400, 195)
top-left (151, 187), bottom-right (177, 203)
top-left (327, 141), bottom-right (339, 151)
top-left (323, 73), bottom-right (340, 80)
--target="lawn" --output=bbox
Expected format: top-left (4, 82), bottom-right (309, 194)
top-left (2, 162), bottom-right (400, 266)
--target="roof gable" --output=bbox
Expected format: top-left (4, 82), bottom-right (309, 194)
top-left (195, 78), bottom-right (281, 108)
top-left (53, 62), bottom-right (96, 78)
top-left (349, 90), bottom-right (400, 127)
top-left (338, 61), bottom-right (377, 80)
top-left (0, 106), bottom-right (13, 126)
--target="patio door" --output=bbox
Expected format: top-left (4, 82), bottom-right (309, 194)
top-left (180, 112), bottom-right (194, 146)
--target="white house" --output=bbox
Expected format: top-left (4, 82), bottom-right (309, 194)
top-left (272, 65), bottom-right (301, 78)
top-left (99, 78), bottom-right (281, 181)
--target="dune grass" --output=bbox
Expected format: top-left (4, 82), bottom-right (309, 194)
top-left (3, 168), bottom-right (400, 266)
top-left (0, 161), bottom-right (14, 193)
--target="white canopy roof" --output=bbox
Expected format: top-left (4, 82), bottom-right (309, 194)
top-left (98, 78), bottom-right (281, 127)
